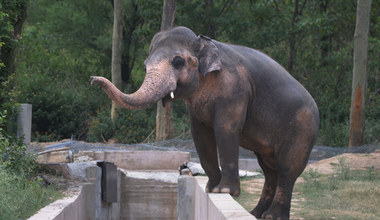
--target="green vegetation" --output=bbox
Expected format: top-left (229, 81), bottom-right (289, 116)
top-left (9, 0), bottom-right (380, 146)
top-left (0, 165), bottom-right (63, 220)
top-left (233, 176), bottom-right (262, 212)
top-left (294, 167), bottom-right (380, 219)
top-left (1, 1), bottom-right (379, 218)
top-left (88, 106), bottom-right (156, 143)
top-left (236, 166), bottom-right (380, 219)
top-left (1, 2), bottom-right (63, 219)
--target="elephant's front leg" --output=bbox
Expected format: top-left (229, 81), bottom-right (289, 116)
top-left (190, 119), bottom-right (221, 192)
top-left (209, 100), bottom-right (248, 196)
top-left (212, 127), bottom-right (241, 196)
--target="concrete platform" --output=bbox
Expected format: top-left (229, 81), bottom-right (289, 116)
top-left (178, 176), bottom-right (256, 220)
top-left (30, 151), bottom-right (259, 220)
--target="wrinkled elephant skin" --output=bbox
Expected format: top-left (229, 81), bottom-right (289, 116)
top-left (91, 26), bottom-right (319, 220)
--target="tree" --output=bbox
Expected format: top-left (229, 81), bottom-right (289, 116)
top-left (0, 0), bottom-right (27, 79)
top-left (349, 0), bottom-right (372, 147)
top-left (111, 0), bottom-right (124, 121)
top-left (287, 0), bottom-right (307, 74)
top-left (156, 0), bottom-right (176, 141)
top-left (0, 0), bottom-right (28, 132)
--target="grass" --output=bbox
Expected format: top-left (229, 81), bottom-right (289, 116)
top-left (0, 164), bottom-right (63, 220)
top-left (234, 176), bottom-right (262, 212)
top-left (295, 165), bottom-right (380, 219)
top-left (236, 162), bottom-right (380, 219)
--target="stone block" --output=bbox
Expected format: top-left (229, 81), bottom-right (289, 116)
top-left (93, 151), bottom-right (190, 171)
top-left (37, 151), bottom-right (70, 163)
top-left (74, 151), bottom-right (95, 162)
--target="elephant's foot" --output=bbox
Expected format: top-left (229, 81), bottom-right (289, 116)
top-left (249, 209), bottom-right (262, 218)
top-left (261, 204), bottom-right (290, 220)
top-left (250, 205), bottom-right (268, 218)
top-left (250, 196), bottom-right (275, 218)
top-left (210, 178), bottom-right (240, 196)
top-left (205, 176), bottom-right (221, 193)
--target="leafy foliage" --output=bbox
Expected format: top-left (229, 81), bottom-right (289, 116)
top-left (87, 106), bottom-right (155, 143)
top-left (0, 78), bottom-right (36, 177)
top-left (12, 0), bottom-right (380, 146)
top-left (0, 163), bottom-right (62, 220)
top-left (16, 24), bottom-right (109, 141)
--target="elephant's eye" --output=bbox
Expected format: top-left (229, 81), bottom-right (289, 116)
top-left (172, 56), bottom-right (185, 69)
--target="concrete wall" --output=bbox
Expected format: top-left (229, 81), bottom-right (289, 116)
top-left (120, 170), bottom-right (179, 220)
top-left (178, 176), bottom-right (256, 220)
top-left (37, 151), bottom-right (71, 163)
top-left (30, 151), bottom-right (188, 220)
top-left (29, 168), bottom-right (179, 220)
top-left (31, 151), bottom-right (256, 220)
top-left (29, 164), bottom-right (121, 220)
top-left (75, 150), bottom-right (190, 170)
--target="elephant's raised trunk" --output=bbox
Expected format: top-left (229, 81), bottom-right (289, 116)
top-left (91, 71), bottom-right (177, 110)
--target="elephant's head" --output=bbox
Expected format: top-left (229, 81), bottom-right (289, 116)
top-left (91, 26), bottom-right (221, 110)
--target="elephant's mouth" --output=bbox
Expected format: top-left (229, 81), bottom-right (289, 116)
top-left (162, 90), bottom-right (176, 107)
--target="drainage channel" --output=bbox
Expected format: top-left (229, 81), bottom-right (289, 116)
top-left (29, 150), bottom-right (256, 220)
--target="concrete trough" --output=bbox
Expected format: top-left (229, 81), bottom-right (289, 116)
top-left (30, 151), bottom-right (256, 220)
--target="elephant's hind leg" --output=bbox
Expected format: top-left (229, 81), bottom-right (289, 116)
top-left (262, 140), bottom-right (314, 219)
top-left (250, 152), bottom-right (277, 218)
top-left (262, 107), bottom-right (317, 219)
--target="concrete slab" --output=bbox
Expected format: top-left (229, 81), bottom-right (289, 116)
top-left (178, 176), bottom-right (195, 220)
top-left (29, 163), bottom-right (122, 220)
top-left (120, 170), bottom-right (178, 220)
top-left (28, 188), bottom-right (83, 220)
top-left (67, 162), bottom-right (99, 182)
top-left (185, 162), bottom-right (261, 177)
top-left (178, 176), bottom-right (256, 220)
top-left (37, 151), bottom-right (70, 163)
top-left (190, 158), bottom-right (261, 171)
top-left (91, 150), bottom-right (190, 170)
top-left (124, 170), bottom-right (179, 183)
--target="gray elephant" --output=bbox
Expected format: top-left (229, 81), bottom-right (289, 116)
top-left (91, 26), bottom-right (319, 219)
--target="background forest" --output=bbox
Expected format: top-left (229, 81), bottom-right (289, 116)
top-left (2, 0), bottom-right (380, 147)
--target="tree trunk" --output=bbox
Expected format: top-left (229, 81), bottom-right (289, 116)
top-left (320, 0), bottom-right (330, 67)
top-left (111, 0), bottom-right (124, 121)
top-left (0, 3), bottom-right (27, 78)
top-left (287, 0), bottom-right (299, 74)
top-left (349, 0), bottom-right (372, 147)
top-left (156, 0), bottom-right (176, 141)
top-left (205, 0), bottom-right (216, 38)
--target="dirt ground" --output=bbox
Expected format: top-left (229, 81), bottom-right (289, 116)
top-left (238, 151), bottom-right (380, 219)
top-left (240, 150), bottom-right (380, 194)
top-left (305, 150), bottom-right (380, 174)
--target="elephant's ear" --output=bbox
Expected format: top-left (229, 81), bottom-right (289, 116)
top-left (195, 35), bottom-right (222, 76)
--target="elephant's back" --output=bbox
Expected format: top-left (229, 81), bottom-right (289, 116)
top-left (215, 41), bottom-right (317, 113)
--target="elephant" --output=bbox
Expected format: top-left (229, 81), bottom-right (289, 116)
top-left (91, 26), bottom-right (319, 219)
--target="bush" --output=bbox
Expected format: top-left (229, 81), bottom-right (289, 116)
top-left (87, 107), bottom-right (155, 143)
top-left (16, 25), bottom-right (108, 141)
top-left (0, 109), bottom-right (38, 176)
top-left (0, 163), bottom-right (62, 220)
